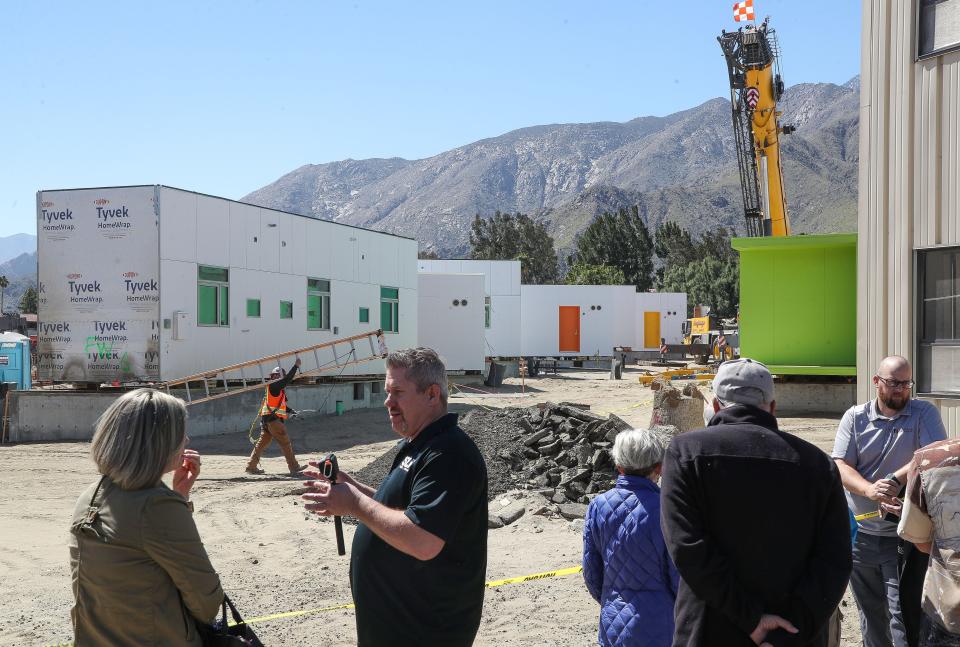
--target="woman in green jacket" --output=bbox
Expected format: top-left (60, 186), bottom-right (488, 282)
top-left (69, 388), bottom-right (224, 646)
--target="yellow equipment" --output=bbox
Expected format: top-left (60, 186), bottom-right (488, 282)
top-left (719, 17), bottom-right (795, 238)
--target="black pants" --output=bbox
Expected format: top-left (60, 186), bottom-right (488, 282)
top-left (900, 540), bottom-right (931, 647)
top-left (920, 614), bottom-right (960, 647)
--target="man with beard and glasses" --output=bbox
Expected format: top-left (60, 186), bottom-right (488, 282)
top-left (833, 356), bottom-right (947, 647)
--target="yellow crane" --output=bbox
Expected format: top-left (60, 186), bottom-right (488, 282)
top-left (718, 17), bottom-right (795, 237)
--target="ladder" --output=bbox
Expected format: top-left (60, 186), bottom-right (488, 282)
top-left (161, 329), bottom-right (388, 406)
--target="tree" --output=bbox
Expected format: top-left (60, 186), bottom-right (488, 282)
top-left (697, 227), bottom-right (737, 262)
top-left (469, 211), bottom-right (559, 284)
top-left (661, 256), bottom-right (740, 318)
top-left (19, 286), bottom-right (38, 313)
top-left (418, 249), bottom-right (440, 260)
top-left (565, 262), bottom-right (626, 286)
top-left (0, 275), bottom-right (7, 314)
top-left (572, 206), bottom-right (654, 290)
top-left (654, 221), bottom-right (698, 285)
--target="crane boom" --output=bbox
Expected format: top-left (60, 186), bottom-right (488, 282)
top-left (718, 17), bottom-right (794, 237)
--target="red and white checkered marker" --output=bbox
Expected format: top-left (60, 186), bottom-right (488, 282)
top-left (745, 87), bottom-right (760, 109)
top-left (733, 0), bottom-right (755, 22)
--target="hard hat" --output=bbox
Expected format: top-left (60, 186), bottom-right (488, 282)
top-left (269, 366), bottom-right (282, 376)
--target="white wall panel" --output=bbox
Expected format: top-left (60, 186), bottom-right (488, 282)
top-left (159, 186), bottom-right (197, 263)
top-left (417, 274), bottom-right (485, 371)
top-left (259, 209), bottom-right (280, 273)
top-left (195, 194), bottom-right (230, 269)
top-left (520, 285), bottom-right (636, 357)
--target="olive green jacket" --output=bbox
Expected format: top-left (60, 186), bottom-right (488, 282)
top-left (69, 477), bottom-right (223, 647)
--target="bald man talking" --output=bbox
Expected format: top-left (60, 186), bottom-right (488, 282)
top-left (833, 356), bottom-right (947, 647)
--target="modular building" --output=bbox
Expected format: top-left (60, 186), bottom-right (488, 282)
top-left (859, 1), bottom-right (960, 434)
top-left (417, 259), bottom-right (521, 357)
top-left (417, 273), bottom-right (486, 371)
top-left (520, 285), bottom-right (686, 357)
top-left (37, 185), bottom-right (418, 383)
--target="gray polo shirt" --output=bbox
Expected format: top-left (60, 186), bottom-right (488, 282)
top-left (832, 398), bottom-right (947, 536)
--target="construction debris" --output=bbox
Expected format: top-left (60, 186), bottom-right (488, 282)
top-left (648, 378), bottom-right (707, 433)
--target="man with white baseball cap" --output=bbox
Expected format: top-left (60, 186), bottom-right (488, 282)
top-left (660, 358), bottom-right (852, 647)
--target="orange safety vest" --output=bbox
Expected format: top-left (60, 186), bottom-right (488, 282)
top-left (260, 387), bottom-right (287, 419)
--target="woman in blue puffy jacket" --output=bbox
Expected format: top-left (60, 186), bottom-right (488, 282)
top-left (583, 428), bottom-right (679, 647)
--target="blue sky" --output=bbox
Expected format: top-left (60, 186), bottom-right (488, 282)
top-left (0, 1), bottom-right (861, 237)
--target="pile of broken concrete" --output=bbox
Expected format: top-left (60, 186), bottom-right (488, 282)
top-left (491, 403), bottom-right (633, 519)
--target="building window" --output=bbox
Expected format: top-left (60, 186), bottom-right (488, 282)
top-left (918, 0), bottom-right (960, 59)
top-left (307, 278), bottom-right (331, 330)
top-left (917, 247), bottom-right (960, 395)
top-left (198, 265), bottom-right (229, 327)
top-left (485, 296), bottom-right (491, 329)
top-left (359, 307), bottom-right (369, 324)
top-left (246, 299), bottom-right (261, 317)
top-left (371, 381), bottom-right (382, 395)
top-left (381, 286), bottom-right (399, 333)
top-left (353, 382), bottom-right (365, 400)
top-left (280, 301), bottom-right (293, 319)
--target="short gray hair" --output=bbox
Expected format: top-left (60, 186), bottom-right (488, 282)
top-left (386, 347), bottom-right (448, 404)
top-left (90, 388), bottom-right (187, 490)
top-left (611, 428), bottom-right (668, 477)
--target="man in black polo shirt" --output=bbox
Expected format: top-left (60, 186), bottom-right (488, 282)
top-left (303, 347), bottom-right (488, 647)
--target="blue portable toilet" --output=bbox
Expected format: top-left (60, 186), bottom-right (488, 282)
top-left (0, 332), bottom-right (31, 390)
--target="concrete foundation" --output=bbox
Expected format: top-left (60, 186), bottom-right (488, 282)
top-left (772, 381), bottom-right (857, 416)
top-left (5, 380), bottom-right (386, 443)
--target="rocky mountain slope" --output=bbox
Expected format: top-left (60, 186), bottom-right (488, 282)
top-left (244, 79), bottom-right (860, 256)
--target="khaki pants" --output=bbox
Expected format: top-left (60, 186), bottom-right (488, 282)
top-left (246, 418), bottom-right (301, 473)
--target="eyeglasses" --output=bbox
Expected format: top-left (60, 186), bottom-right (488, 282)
top-left (876, 376), bottom-right (915, 390)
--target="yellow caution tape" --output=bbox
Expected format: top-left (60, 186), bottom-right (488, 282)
top-left (854, 510), bottom-right (882, 521)
top-left (236, 565), bottom-right (584, 627)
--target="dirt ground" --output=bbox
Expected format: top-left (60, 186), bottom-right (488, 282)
top-left (0, 367), bottom-right (860, 646)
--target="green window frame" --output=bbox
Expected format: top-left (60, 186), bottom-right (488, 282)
top-left (380, 286), bottom-right (399, 333)
top-left (484, 296), bottom-right (491, 329)
top-left (246, 298), bottom-right (261, 317)
top-left (198, 265), bottom-right (229, 327)
top-left (359, 307), bottom-right (369, 324)
top-left (280, 301), bottom-right (293, 319)
top-left (307, 278), bottom-right (331, 330)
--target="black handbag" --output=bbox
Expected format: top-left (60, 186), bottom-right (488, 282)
top-left (196, 594), bottom-right (264, 647)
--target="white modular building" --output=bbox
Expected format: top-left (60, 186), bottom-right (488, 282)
top-left (37, 185), bottom-right (418, 383)
top-left (417, 259), bottom-right (522, 357)
top-left (520, 286), bottom-right (686, 357)
top-left (417, 273), bottom-right (486, 371)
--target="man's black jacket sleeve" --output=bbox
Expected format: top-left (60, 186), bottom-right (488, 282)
top-left (269, 362), bottom-right (299, 397)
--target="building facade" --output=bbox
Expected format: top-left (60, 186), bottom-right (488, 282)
top-left (859, 1), bottom-right (960, 433)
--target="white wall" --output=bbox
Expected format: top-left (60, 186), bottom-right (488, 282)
top-left (520, 285), bottom-right (638, 357)
top-left (635, 292), bottom-right (687, 348)
top-left (157, 187), bottom-right (417, 380)
top-left (417, 274), bottom-right (485, 371)
top-left (417, 259), bottom-right (522, 356)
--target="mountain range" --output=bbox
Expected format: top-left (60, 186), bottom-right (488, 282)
top-left (244, 77), bottom-right (860, 256)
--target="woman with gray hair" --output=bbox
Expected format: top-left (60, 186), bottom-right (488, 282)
top-left (69, 388), bottom-right (223, 646)
top-left (582, 428), bottom-right (679, 647)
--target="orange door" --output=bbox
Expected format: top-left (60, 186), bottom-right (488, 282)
top-left (558, 306), bottom-right (580, 353)
top-left (643, 311), bottom-right (661, 348)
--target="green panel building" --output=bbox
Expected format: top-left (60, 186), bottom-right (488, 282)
top-left (731, 233), bottom-right (856, 376)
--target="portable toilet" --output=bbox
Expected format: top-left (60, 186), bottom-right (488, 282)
top-left (0, 331), bottom-right (32, 390)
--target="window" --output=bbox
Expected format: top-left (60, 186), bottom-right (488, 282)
top-left (198, 265), bottom-right (229, 326)
top-left (484, 296), bottom-right (491, 329)
top-left (359, 307), bottom-right (369, 324)
top-left (353, 382), bottom-right (365, 400)
top-left (246, 299), bottom-right (261, 317)
top-left (918, 0), bottom-right (960, 59)
top-left (307, 278), bottom-right (331, 330)
top-left (280, 301), bottom-right (293, 319)
top-left (917, 247), bottom-right (960, 395)
top-left (371, 381), bottom-right (382, 395)
top-left (380, 286), bottom-right (399, 333)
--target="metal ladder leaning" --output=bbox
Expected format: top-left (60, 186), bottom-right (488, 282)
top-left (160, 329), bottom-right (388, 406)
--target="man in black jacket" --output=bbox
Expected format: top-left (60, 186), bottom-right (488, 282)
top-left (661, 358), bottom-right (852, 647)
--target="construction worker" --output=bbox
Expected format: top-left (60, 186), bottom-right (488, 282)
top-left (246, 357), bottom-right (306, 476)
